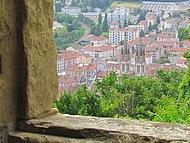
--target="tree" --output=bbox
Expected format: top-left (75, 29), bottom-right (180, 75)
top-left (172, 12), bottom-right (181, 18)
top-left (156, 15), bottom-right (160, 25)
top-left (98, 13), bottom-right (102, 24)
top-left (55, 2), bottom-right (62, 13)
top-left (182, 25), bottom-right (190, 40)
top-left (148, 22), bottom-right (152, 31)
top-left (152, 24), bottom-right (158, 30)
top-left (128, 19), bottom-right (133, 25)
top-left (139, 29), bottom-right (145, 37)
top-left (124, 19), bottom-right (128, 28)
top-left (178, 28), bottom-right (185, 41)
top-left (77, 13), bottom-right (84, 21)
top-left (137, 12), bottom-right (145, 24)
top-left (102, 13), bottom-right (109, 32)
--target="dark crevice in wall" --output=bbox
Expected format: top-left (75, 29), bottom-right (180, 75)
top-left (0, 56), bottom-right (2, 74)
top-left (15, 0), bottom-right (28, 120)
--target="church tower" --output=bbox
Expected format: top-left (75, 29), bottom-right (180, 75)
top-left (120, 31), bottom-right (130, 74)
top-left (135, 37), bottom-right (146, 76)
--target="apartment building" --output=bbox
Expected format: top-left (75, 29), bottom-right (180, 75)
top-left (62, 6), bottom-right (81, 15)
top-left (84, 45), bottom-right (121, 58)
top-left (109, 27), bottom-right (139, 45)
top-left (138, 20), bottom-right (148, 32)
top-left (107, 7), bottom-right (130, 28)
top-left (57, 53), bottom-right (83, 74)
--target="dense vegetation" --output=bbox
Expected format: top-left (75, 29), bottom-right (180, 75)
top-left (54, 66), bottom-right (190, 125)
top-left (54, 14), bottom-right (84, 50)
top-left (78, 13), bottom-right (108, 36)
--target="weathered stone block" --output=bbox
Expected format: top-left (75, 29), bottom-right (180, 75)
top-left (21, 0), bottom-right (58, 119)
top-left (16, 113), bottom-right (190, 143)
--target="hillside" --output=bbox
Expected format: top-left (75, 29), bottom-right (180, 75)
top-left (110, 1), bottom-right (141, 8)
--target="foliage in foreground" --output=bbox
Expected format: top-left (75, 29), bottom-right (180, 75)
top-left (55, 66), bottom-right (190, 125)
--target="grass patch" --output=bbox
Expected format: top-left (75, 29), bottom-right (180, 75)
top-left (102, 32), bottom-right (108, 36)
top-left (110, 1), bottom-right (141, 9)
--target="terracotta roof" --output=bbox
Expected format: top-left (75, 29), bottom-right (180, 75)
top-left (58, 75), bottom-right (80, 84)
top-left (85, 45), bottom-right (117, 52)
top-left (146, 63), bottom-right (179, 76)
top-left (66, 64), bottom-right (97, 72)
top-left (151, 41), bottom-right (176, 47)
top-left (110, 28), bottom-right (125, 32)
top-left (111, 21), bottom-right (119, 25)
top-left (176, 59), bottom-right (187, 64)
top-left (83, 54), bottom-right (91, 58)
top-left (157, 34), bottom-right (169, 38)
top-left (170, 47), bottom-right (190, 52)
top-left (89, 36), bottom-right (107, 41)
top-left (106, 62), bottom-right (120, 70)
top-left (145, 46), bottom-right (158, 51)
top-left (59, 50), bottom-right (73, 54)
top-left (57, 53), bottom-right (82, 61)
top-left (96, 71), bottom-right (108, 78)
top-left (110, 27), bottom-right (138, 32)
top-left (138, 20), bottom-right (148, 25)
top-left (183, 40), bottom-right (190, 45)
top-left (145, 54), bottom-right (152, 58)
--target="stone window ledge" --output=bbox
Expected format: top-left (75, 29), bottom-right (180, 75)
top-left (8, 109), bottom-right (190, 143)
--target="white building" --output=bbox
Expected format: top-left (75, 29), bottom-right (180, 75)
top-left (89, 36), bottom-right (108, 46)
top-left (128, 25), bottom-right (142, 32)
top-left (107, 7), bottom-right (130, 28)
top-left (53, 21), bottom-right (63, 31)
top-left (84, 45), bottom-right (121, 58)
top-left (109, 27), bottom-right (139, 45)
top-left (81, 12), bottom-right (105, 20)
top-left (62, 6), bottom-right (81, 15)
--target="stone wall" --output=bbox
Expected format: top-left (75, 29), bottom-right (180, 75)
top-left (0, 0), bottom-right (22, 137)
top-left (0, 0), bottom-right (57, 142)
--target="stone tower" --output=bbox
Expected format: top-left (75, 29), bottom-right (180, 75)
top-left (120, 31), bottom-right (130, 74)
top-left (135, 37), bottom-right (146, 76)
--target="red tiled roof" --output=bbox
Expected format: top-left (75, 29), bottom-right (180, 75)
top-left (96, 71), bottom-right (107, 77)
top-left (85, 45), bottom-right (117, 52)
top-left (157, 34), bottom-right (169, 38)
top-left (111, 21), bottom-right (119, 25)
top-left (138, 20), bottom-right (148, 25)
top-left (170, 47), bottom-right (190, 52)
top-left (83, 54), bottom-right (91, 58)
top-left (58, 75), bottom-right (80, 84)
top-left (183, 40), bottom-right (190, 45)
top-left (176, 59), bottom-right (187, 64)
top-left (57, 53), bottom-right (82, 60)
top-left (89, 36), bottom-right (107, 41)
top-left (66, 64), bottom-right (97, 72)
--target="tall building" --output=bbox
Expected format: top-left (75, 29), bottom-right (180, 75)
top-left (135, 37), bottom-right (146, 76)
top-left (107, 7), bottom-right (130, 28)
top-left (109, 27), bottom-right (139, 45)
top-left (120, 31), bottom-right (130, 74)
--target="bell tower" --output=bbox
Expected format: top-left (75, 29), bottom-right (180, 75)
top-left (120, 31), bottom-right (130, 74)
top-left (135, 37), bottom-right (146, 76)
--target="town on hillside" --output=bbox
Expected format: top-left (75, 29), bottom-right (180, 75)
top-left (53, 0), bottom-right (190, 96)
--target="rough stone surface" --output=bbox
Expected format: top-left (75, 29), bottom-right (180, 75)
top-left (0, 0), bottom-right (24, 142)
top-left (0, 0), bottom-right (57, 141)
top-left (9, 131), bottom-right (103, 143)
top-left (22, 0), bottom-right (58, 119)
top-left (17, 113), bottom-right (190, 143)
